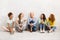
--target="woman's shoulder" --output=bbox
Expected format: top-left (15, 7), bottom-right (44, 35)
top-left (46, 18), bottom-right (49, 21)
top-left (38, 18), bottom-right (41, 20)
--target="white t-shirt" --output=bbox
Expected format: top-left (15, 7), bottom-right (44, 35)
top-left (7, 18), bottom-right (14, 27)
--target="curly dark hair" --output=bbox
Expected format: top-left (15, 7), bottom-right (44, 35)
top-left (40, 13), bottom-right (46, 21)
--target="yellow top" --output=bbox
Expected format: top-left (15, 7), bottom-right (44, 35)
top-left (47, 18), bottom-right (55, 27)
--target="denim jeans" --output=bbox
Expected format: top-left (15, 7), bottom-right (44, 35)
top-left (28, 25), bottom-right (36, 31)
top-left (28, 20), bottom-right (36, 31)
top-left (51, 26), bottom-right (56, 31)
top-left (39, 23), bottom-right (45, 30)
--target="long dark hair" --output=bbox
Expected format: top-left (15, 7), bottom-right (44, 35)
top-left (40, 13), bottom-right (46, 21)
top-left (49, 14), bottom-right (55, 23)
top-left (18, 13), bottom-right (22, 24)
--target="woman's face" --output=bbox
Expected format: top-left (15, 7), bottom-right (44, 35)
top-left (10, 15), bottom-right (13, 19)
top-left (20, 13), bottom-right (24, 18)
top-left (30, 13), bottom-right (34, 18)
top-left (40, 14), bottom-right (43, 19)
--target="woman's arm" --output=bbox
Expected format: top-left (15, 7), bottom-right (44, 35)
top-left (15, 18), bottom-right (20, 28)
top-left (12, 22), bottom-right (14, 28)
top-left (24, 18), bottom-right (27, 22)
top-left (38, 18), bottom-right (41, 24)
top-left (15, 18), bottom-right (19, 25)
top-left (7, 23), bottom-right (10, 28)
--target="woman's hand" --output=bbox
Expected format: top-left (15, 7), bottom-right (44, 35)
top-left (41, 20), bottom-right (44, 24)
top-left (30, 23), bottom-right (34, 27)
top-left (24, 20), bottom-right (26, 22)
top-left (48, 26), bottom-right (51, 29)
top-left (19, 24), bottom-right (23, 27)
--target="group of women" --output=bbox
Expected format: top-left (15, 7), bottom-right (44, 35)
top-left (2, 12), bottom-right (56, 34)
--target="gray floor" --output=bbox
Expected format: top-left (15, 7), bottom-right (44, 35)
top-left (0, 26), bottom-right (60, 40)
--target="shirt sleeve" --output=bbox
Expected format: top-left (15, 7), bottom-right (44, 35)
top-left (52, 21), bottom-right (55, 26)
top-left (33, 18), bottom-right (37, 26)
top-left (38, 18), bottom-right (41, 23)
top-left (28, 18), bottom-right (30, 25)
top-left (44, 19), bottom-right (47, 25)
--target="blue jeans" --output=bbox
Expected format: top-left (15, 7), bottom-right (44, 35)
top-left (28, 25), bottom-right (36, 31)
top-left (51, 26), bottom-right (56, 31)
top-left (28, 20), bottom-right (36, 31)
top-left (39, 23), bottom-right (45, 30)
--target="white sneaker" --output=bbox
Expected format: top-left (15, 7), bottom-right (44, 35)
top-left (40, 30), bottom-right (43, 33)
top-left (42, 30), bottom-right (45, 33)
top-left (13, 28), bottom-right (15, 32)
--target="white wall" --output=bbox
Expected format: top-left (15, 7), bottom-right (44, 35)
top-left (0, 0), bottom-right (60, 27)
